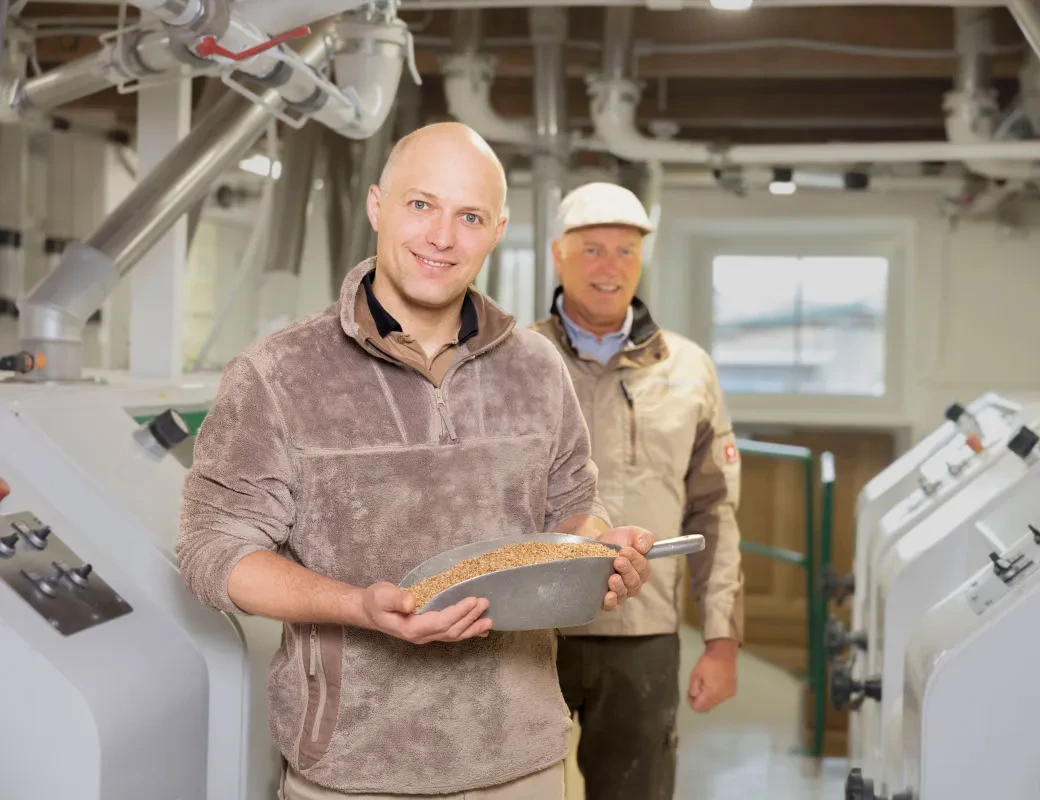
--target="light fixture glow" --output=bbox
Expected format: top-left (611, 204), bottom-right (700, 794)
top-left (769, 181), bottom-right (797, 196)
top-left (710, 0), bottom-right (753, 10)
top-left (238, 154), bottom-right (282, 179)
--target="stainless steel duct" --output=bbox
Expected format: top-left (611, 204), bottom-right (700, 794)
top-left (264, 121), bottom-right (320, 278)
top-left (453, 8), bottom-right (483, 57)
top-left (341, 104), bottom-right (397, 282)
top-left (18, 26), bottom-right (334, 381)
top-left (323, 127), bottom-right (354, 296)
top-left (530, 5), bottom-right (568, 320)
top-left (602, 6), bottom-right (634, 83)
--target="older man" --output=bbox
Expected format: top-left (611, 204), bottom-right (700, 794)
top-left (177, 126), bottom-right (656, 800)
top-left (532, 182), bottom-right (745, 800)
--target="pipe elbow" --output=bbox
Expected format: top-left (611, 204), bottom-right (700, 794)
top-left (331, 16), bottom-right (414, 141)
top-left (440, 54), bottom-right (532, 146)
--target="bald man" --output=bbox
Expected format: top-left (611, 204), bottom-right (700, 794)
top-left (177, 122), bottom-right (655, 800)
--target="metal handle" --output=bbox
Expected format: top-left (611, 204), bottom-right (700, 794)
top-left (646, 535), bottom-right (705, 559)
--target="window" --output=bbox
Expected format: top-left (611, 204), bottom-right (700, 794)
top-left (711, 254), bottom-right (888, 396)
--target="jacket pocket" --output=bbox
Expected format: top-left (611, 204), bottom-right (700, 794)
top-left (298, 623), bottom-right (342, 770)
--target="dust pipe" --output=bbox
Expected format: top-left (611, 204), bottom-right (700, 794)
top-left (588, 7), bottom-right (1040, 172)
top-left (323, 127), bottom-right (354, 296)
top-left (341, 101), bottom-right (398, 282)
top-left (530, 5), bottom-right (568, 321)
top-left (17, 26), bottom-right (337, 382)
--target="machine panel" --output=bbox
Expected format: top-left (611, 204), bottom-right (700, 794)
top-left (0, 511), bottom-right (132, 635)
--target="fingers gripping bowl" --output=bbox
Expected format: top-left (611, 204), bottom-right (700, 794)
top-left (397, 533), bottom-right (705, 631)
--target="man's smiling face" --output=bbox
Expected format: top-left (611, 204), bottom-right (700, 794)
top-left (366, 123), bottom-right (508, 313)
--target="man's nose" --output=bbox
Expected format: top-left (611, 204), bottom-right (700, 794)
top-left (426, 213), bottom-right (455, 250)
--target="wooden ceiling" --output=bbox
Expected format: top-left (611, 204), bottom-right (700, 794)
top-left (17, 2), bottom-right (1036, 148)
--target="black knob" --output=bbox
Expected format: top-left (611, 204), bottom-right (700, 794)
top-left (990, 551), bottom-right (1011, 575)
top-left (944, 402), bottom-right (966, 423)
top-left (862, 676), bottom-right (882, 702)
top-left (1007, 426), bottom-right (1039, 460)
top-left (846, 768), bottom-right (878, 800)
top-left (822, 566), bottom-right (855, 604)
top-left (68, 563), bottom-right (93, 586)
top-left (148, 409), bottom-right (190, 450)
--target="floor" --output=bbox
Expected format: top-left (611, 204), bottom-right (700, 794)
top-left (564, 624), bottom-right (849, 800)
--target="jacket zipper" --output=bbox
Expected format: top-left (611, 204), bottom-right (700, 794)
top-left (433, 386), bottom-right (458, 442)
top-left (308, 624), bottom-right (327, 743)
top-left (620, 380), bottom-right (636, 466)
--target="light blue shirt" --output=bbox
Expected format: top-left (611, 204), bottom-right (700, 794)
top-left (556, 294), bottom-right (634, 364)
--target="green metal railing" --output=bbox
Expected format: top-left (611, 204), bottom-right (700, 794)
top-left (735, 439), bottom-right (835, 758)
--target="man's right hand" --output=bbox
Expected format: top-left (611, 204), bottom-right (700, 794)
top-left (359, 582), bottom-right (493, 644)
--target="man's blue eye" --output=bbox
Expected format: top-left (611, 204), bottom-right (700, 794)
top-left (464, 213), bottom-right (480, 224)
top-left (412, 200), bottom-right (427, 210)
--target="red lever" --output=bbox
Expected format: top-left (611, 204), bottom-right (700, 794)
top-left (0, 478), bottom-right (9, 503)
top-left (196, 25), bottom-right (311, 62)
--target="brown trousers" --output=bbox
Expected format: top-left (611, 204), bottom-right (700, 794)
top-left (280, 762), bottom-right (565, 800)
top-left (557, 633), bottom-right (681, 800)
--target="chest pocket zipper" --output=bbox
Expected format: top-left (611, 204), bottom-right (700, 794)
top-left (620, 380), bottom-right (636, 466)
top-left (308, 624), bottom-right (327, 743)
top-left (434, 387), bottom-right (458, 442)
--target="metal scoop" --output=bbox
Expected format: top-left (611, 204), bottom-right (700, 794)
top-left (397, 533), bottom-right (705, 631)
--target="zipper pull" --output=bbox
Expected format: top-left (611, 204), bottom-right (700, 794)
top-left (309, 624), bottom-right (318, 676)
top-left (434, 387), bottom-right (445, 407)
top-left (620, 380), bottom-right (633, 408)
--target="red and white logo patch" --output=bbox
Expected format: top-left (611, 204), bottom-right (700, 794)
top-left (724, 443), bottom-right (740, 464)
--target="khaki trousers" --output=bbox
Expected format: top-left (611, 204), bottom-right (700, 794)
top-left (281, 762), bottom-right (565, 800)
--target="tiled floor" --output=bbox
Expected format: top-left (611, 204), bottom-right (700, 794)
top-left (565, 624), bottom-right (848, 799)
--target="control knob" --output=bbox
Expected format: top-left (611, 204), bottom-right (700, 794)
top-left (831, 664), bottom-right (882, 711)
top-left (846, 769), bottom-right (912, 800)
top-left (67, 563), bottom-right (93, 587)
top-left (0, 531), bottom-right (17, 557)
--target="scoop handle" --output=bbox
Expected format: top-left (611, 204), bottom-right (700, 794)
top-left (645, 535), bottom-right (706, 559)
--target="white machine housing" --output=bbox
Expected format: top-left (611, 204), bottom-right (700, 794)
top-left (900, 519), bottom-right (1040, 800)
top-left (844, 393), bottom-right (1019, 758)
top-left (0, 374), bottom-right (283, 799)
top-left (871, 422), bottom-right (1040, 791)
top-left (850, 397), bottom-right (1029, 767)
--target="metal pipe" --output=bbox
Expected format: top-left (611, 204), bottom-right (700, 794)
top-left (19, 27), bottom-right (332, 381)
top-left (15, 51), bottom-right (112, 113)
top-left (264, 121), bottom-right (319, 277)
top-left (1009, 0), bottom-right (1040, 60)
top-left (323, 128), bottom-right (353, 295)
top-left (602, 7), bottom-right (634, 82)
top-left (954, 9), bottom-right (993, 94)
top-left (452, 8), bottom-right (483, 56)
top-left (343, 106), bottom-right (396, 276)
top-left (530, 5), bottom-right (568, 320)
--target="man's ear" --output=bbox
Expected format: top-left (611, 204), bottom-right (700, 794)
top-left (551, 238), bottom-right (565, 278)
top-left (492, 213), bottom-right (509, 248)
top-left (365, 184), bottom-right (382, 232)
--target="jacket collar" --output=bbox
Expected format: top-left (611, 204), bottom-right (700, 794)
top-left (339, 257), bottom-right (514, 359)
top-left (547, 287), bottom-right (667, 368)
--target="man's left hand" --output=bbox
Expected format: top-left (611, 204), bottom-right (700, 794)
top-left (688, 638), bottom-right (738, 713)
top-left (596, 526), bottom-right (653, 611)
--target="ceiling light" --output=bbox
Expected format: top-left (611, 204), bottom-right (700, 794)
top-left (769, 180), bottom-right (796, 196)
top-left (710, 0), bottom-right (753, 10)
top-left (238, 154), bottom-right (282, 179)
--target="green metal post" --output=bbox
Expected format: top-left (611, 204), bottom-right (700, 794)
top-left (813, 451), bottom-right (836, 758)
top-left (802, 456), bottom-right (818, 756)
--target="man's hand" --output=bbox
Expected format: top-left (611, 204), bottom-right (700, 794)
top-left (688, 638), bottom-right (738, 713)
top-left (596, 526), bottom-right (654, 611)
top-left (360, 582), bottom-right (493, 644)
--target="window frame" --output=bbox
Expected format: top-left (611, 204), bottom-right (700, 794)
top-left (676, 217), bottom-right (911, 424)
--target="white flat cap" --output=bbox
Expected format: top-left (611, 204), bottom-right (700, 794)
top-left (557, 182), bottom-right (655, 236)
